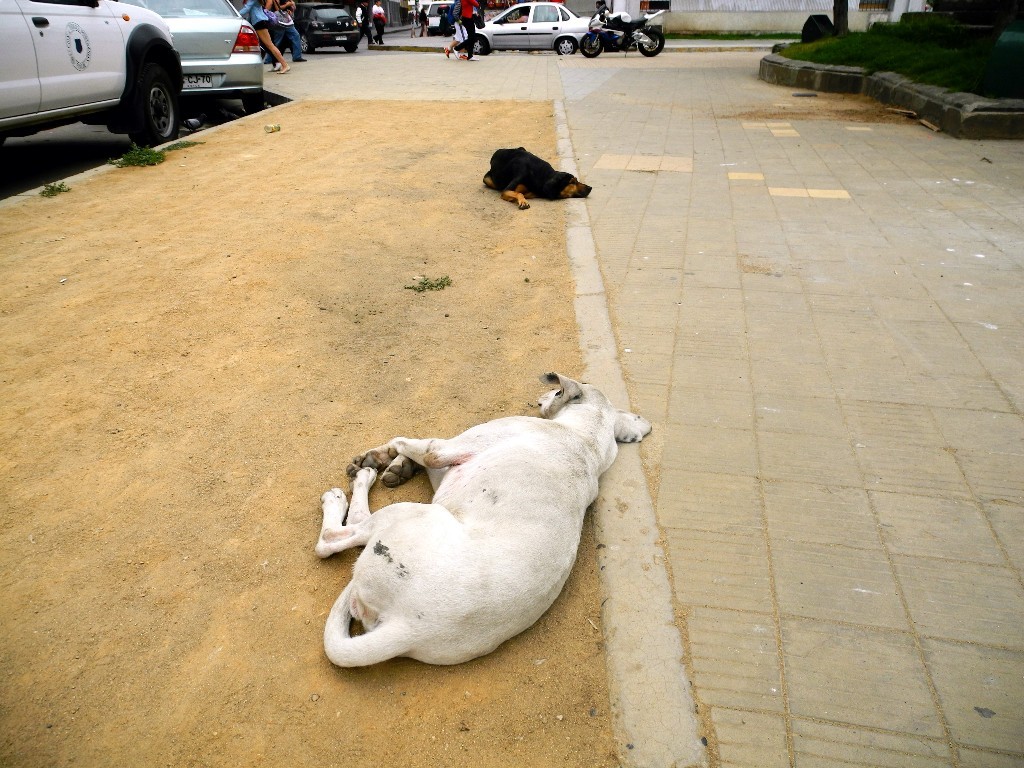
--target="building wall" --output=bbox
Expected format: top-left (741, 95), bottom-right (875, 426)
top-left (565, 0), bottom-right (930, 32)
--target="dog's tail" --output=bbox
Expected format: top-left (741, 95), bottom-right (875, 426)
top-left (323, 582), bottom-right (412, 667)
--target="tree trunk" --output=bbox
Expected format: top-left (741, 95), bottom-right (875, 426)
top-left (833, 0), bottom-right (849, 36)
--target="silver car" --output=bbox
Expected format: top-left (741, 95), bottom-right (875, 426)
top-left (119, 0), bottom-right (265, 114)
top-left (474, 2), bottom-right (589, 56)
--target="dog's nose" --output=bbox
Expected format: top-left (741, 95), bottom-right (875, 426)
top-left (578, 184), bottom-right (592, 198)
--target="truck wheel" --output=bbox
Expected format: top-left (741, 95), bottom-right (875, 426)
top-left (128, 62), bottom-right (180, 146)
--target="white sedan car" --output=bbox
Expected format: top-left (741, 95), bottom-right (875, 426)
top-left (474, 2), bottom-right (589, 56)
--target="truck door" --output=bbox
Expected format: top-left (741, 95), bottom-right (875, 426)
top-left (0, 0), bottom-right (42, 117)
top-left (14, 0), bottom-right (127, 113)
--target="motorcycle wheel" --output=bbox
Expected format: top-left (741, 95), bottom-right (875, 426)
top-left (637, 27), bottom-right (664, 57)
top-left (580, 33), bottom-right (603, 58)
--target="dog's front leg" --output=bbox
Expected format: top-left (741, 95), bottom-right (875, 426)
top-left (500, 187), bottom-right (530, 210)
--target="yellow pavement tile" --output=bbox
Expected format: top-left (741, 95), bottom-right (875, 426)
top-left (729, 172), bottom-right (765, 181)
top-left (770, 129), bottom-right (800, 137)
top-left (768, 187), bottom-right (809, 197)
top-left (807, 188), bottom-right (851, 199)
top-left (846, 126), bottom-right (873, 131)
top-left (594, 154), bottom-right (631, 170)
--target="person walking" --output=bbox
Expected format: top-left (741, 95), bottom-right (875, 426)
top-left (417, 4), bottom-right (428, 36)
top-left (371, 0), bottom-right (386, 44)
top-left (240, 0), bottom-right (289, 73)
top-left (444, 0), bottom-right (479, 60)
top-left (356, 2), bottom-right (370, 46)
top-left (264, 0), bottom-right (305, 67)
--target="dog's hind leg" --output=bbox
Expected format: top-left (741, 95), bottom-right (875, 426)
top-left (349, 444), bottom-right (419, 488)
top-left (315, 468), bottom-right (378, 558)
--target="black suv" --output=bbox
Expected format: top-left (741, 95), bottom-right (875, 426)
top-left (293, 3), bottom-right (360, 53)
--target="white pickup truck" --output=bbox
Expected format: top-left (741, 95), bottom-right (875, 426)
top-left (0, 0), bottom-right (183, 147)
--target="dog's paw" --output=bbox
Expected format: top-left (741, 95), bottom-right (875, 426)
top-left (321, 487), bottom-right (346, 505)
top-left (347, 446), bottom-right (398, 477)
top-left (381, 455), bottom-right (418, 488)
top-left (518, 200), bottom-right (530, 210)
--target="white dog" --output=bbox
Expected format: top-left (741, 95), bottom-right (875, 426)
top-left (315, 372), bottom-right (651, 667)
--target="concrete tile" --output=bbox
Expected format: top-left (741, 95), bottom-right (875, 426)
top-left (924, 639), bottom-right (1024, 753)
top-left (871, 492), bottom-right (1004, 565)
top-left (763, 480), bottom-right (879, 550)
top-left (984, 501), bottom-right (1024, 572)
top-left (668, 386), bottom-right (753, 430)
top-left (621, 352), bottom-right (673, 386)
top-left (754, 394), bottom-right (846, 437)
top-left (728, 172), bottom-right (765, 181)
top-left (791, 719), bottom-right (953, 767)
top-left (773, 539), bottom-right (908, 630)
top-left (958, 747), bottom-right (1024, 767)
top-left (710, 708), bottom-right (790, 768)
top-left (665, 528), bottom-right (774, 613)
top-left (688, 606), bottom-right (784, 712)
top-left (656, 470), bottom-right (762, 534)
top-left (664, 424), bottom-right (757, 476)
top-left (675, 354), bottom-right (752, 393)
top-left (749, 359), bottom-right (836, 398)
top-left (893, 555), bottom-right (1024, 648)
top-left (783, 618), bottom-right (944, 737)
top-left (758, 431), bottom-right (862, 486)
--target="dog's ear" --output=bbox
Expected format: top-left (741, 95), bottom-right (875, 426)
top-left (614, 410), bottom-right (652, 443)
top-left (538, 372), bottom-right (584, 418)
top-left (540, 372), bottom-right (583, 400)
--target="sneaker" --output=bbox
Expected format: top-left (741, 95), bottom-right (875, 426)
top-left (271, 62), bottom-right (282, 72)
top-left (443, 45), bottom-right (451, 58)
top-left (292, 58), bottom-right (307, 62)
top-left (458, 53), bottom-right (469, 59)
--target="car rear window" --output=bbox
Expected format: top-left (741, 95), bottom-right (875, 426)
top-left (123, 0), bottom-right (238, 18)
top-left (314, 7), bottom-right (352, 20)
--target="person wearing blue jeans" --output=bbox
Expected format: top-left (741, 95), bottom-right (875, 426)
top-left (264, 0), bottom-right (306, 67)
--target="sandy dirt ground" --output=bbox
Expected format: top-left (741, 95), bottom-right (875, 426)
top-left (0, 100), bottom-right (621, 767)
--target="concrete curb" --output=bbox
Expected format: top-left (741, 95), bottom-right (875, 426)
top-left (759, 53), bottom-right (1024, 139)
top-left (554, 100), bottom-right (707, 768)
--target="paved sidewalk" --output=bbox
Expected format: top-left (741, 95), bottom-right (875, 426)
top-left (275, 47), bottom-right (1024, 767)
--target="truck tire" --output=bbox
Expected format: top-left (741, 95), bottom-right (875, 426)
top-left (128, 62), bottom-right (180, 146)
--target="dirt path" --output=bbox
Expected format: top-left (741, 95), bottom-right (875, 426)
top-left (0, 100), bottom-right (618, 767)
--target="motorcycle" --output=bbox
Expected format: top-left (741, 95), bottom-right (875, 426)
top-left (579, 9), bottom-right (665, 58)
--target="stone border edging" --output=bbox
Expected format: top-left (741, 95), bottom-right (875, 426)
top-left (759, 53), bottom-right (1024, 139)
top-left (554, 100), bottom-right (708, 768)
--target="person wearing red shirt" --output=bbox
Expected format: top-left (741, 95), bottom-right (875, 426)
top-left (445, 0), bottom-right (480, 60)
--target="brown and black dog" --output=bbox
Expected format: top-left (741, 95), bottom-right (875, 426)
top-left (483, 147), bottom-right (592, 210)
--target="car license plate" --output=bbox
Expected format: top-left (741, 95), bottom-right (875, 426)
top-left (335, 35), bottom-right (344, 40)
top-left (183, 74), bottom-right (214, 89)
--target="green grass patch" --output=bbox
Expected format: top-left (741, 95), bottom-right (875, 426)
top-left (781, 15), bottom-right (994, 94)
top-left (165, 140), bottom-right (204, 152)
top-left (39, 182), bottom-right (71, 198)
top-left (109, 144), bottom-right (166, 168)
top-left (405, 275), bottom-right (453, 293)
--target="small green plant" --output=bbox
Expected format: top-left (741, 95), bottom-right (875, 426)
top-left (405, 275), bottom-right (453, 293)
top-left (165, 140), bottom-right (203, 152)
top-left (39, 182), bottom-right (70, 197)
top-left (109, 143), bottom-right (166, 168)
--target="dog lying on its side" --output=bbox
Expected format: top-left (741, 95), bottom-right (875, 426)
top-left (315, 372), bottom-right (651, 666)
top-left (483, 147), bottom-right (593, 210)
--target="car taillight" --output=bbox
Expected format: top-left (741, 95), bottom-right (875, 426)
top-left (233, 24), bottom-right (262, 53)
